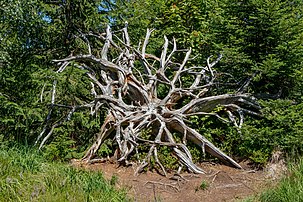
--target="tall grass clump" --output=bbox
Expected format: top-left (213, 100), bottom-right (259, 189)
top-left (244, 159), bottom-right (303, 202)
top-left (0, 145), bottom-right (129, 202)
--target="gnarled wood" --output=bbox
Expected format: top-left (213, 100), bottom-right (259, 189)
top-left (37, 24), bottom-right (260, 174)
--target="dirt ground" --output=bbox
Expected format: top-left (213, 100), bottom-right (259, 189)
top-left (72, 160), bottom-right (277, 202)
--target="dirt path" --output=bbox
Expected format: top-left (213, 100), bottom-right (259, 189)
top-left (73, 161), bottom-right (270, 202)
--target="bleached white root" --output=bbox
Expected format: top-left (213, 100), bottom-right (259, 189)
top-left (37, 23), bottom-right (260, 174)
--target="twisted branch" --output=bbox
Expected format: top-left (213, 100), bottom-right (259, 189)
top-left (37, 24), bottom-right (260, 175)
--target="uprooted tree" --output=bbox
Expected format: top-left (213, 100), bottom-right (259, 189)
top-left (36, 23), bottom-right (260, 175)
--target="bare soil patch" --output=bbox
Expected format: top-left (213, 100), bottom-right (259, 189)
top-left (72, 161), bottom-right (271, 202)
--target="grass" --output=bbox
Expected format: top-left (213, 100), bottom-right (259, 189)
top-left (0, 145), bottom-right (129, 202)
top-left (195, 180), bottom-right (209, 192)
top-left (199, 180), bottom-right (209, 190)
top-left (244, 159), bottom-right (303, 202)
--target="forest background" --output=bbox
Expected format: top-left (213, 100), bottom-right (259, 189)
top-left (1, 0), bottom-right (303, 167)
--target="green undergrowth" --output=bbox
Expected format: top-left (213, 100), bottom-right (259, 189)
top-left (0, 145), bottom-right (129, 202)
top-left (244, 159), bottom-right (303, 202)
